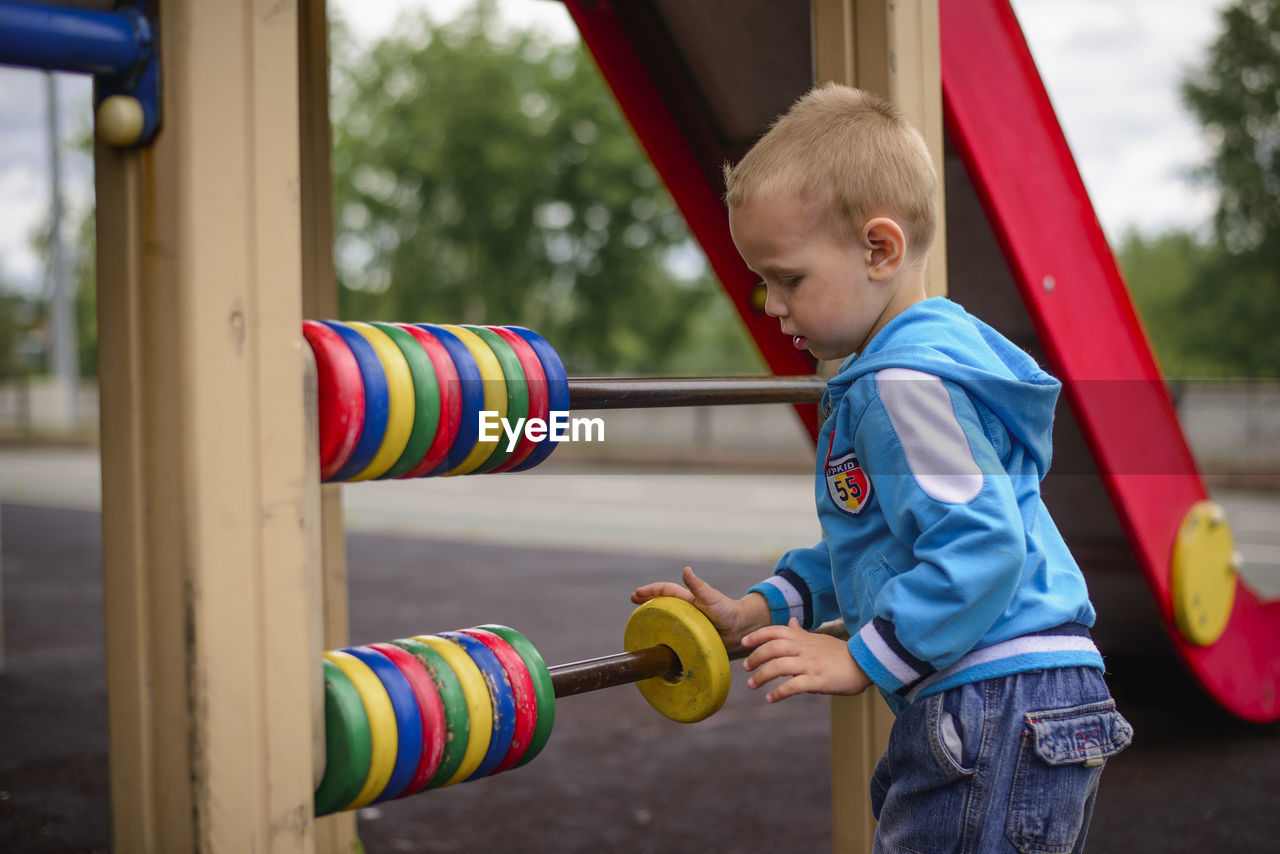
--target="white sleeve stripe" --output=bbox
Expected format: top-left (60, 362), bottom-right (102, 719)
top-left (876, 367), bottom-right (983, 504)
top-left (760, 576), bottom-right (805, 625)
top-left (858, 621), bottom-right (923, 685)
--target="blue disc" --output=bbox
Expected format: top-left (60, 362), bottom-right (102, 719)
top-left (506, 327), bottom-right (570, 472)
top-left (343, 645), bottom-right (425, 803)
top-left (322, 321), bottom-right (391, 482)
top-left (416, 325), bottom-right (484, 476)
top-left (438, 631), bottom-right (516, 781)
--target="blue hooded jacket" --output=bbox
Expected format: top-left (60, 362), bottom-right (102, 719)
top-left (749, 298), bottom-right (1102, 714)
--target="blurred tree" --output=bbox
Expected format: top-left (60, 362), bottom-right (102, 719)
top-left (1175, 0), bottom-right (1280, 376)
top-left (0, 286), bottom-right (41, 380)
top-left (72, 205), bottom-right (96, 378)
top-left (329, 0), bottom-right (762, 375)
top-left (1116, 230), bottom-right (1215, 377)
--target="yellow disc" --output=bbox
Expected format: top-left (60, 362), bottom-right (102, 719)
top-left (1171, 500), bottom-right (1240, 646)
top-left (323, 649), bottom-right (399, 809)
top-left (623, 597), bottom-right (731, 723)
top-left (440, 325), bottom-right (507, 476)
top-left (348, 321), bottom-right (416, 480)
top-left (413, 635), bottom-right (493, 785)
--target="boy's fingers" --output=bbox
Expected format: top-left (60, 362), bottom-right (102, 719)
top-left (681, 567), bottom-right (716, 600)
top-left (630, 582), bottom-right (695, 604)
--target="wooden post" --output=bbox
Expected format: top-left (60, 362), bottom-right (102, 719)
top-left (94, 0), bottom-right (315, 849)
top-left (810, 2), bottom-right (947, 852)
top-left (298, 0), bottom-right (360, 850)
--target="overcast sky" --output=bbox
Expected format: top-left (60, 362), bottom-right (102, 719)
top-left (0, 0), bottom-right (1232, 295)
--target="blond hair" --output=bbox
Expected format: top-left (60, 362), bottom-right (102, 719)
top-left (723, 84), bottom-right (937, 260)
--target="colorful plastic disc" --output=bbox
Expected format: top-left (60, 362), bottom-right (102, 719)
top-left (417, 325), bottom-right (483, 476)
top-left (344, 645), bottom-right (424, 803)
top-left (314, 659), bottom-right (372, 816)
top-left (322, 649), bottom-right (398, 809)
top-left (369, 323), bottom-right (441, 480)
top-left (475, 624), bottom-right (555, 768)
top-left (347, 322), bottom-right (416, 481)
top-left (396, 325), bottom-right (462, 478)
top-left (302, 320), bottom-right (365, 481)
top-left (624, 597), bottom-right (731, 723)
top-left (412, 635), bottom-right (492, 786)
top-left (369, 641), bottom-right (446, 797)
top-left (390, 637), bottom-right (470, 789)
top-left (440, 325), bottom-right (507, 476)
top-left (438, 631), bottom-right (517, 781)
top-left (506, 327), bottom-right (570, 472)
top-left (321, 321), bottom-right (390, 482)
top-left (464, 326), bottom-right (530, 473)
top-left (459, 628), bottom-right (537, 774)
top-left (488, 327), bottom-right (550, 473)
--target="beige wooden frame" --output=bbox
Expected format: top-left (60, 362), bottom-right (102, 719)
top-left (810, 2), bottom-right (947, 852)
top-left (94, 0), bottom-right (329, 849)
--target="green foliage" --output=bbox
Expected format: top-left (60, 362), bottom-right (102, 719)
top-left (0, 287), bottom-right (42, 380)
top-left (329, 1), bottom-right (762, 375)
top-left (73, 205), bottom-right (97, 377)
top-left (1171, 0), bottom-right (1280, 376)
top-left (1116, 230), bottom-right (1214, 377)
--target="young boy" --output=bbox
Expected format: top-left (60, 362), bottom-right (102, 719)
top-left (632, 84), bottom-right (1131, 853)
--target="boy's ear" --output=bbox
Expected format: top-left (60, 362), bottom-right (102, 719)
top-left (862, 217), bottom-right (906, 279)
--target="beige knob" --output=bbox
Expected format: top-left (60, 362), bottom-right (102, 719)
top-left (96, 95), bottom-right (145, 147)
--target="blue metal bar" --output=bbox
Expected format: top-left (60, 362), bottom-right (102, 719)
top-left (0, 0), bottom-right (149, 76)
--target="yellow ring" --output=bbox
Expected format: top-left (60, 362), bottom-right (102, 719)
top-left (323, 649), bottom-right (399, 809)
top-left (413, 635), bottom-right (492, 785)
top-left (1171, 500), bottom-right (1239, 646)
top-left (348, 321), bottom-right (416, 480)
top-left (440, 324), bottom-right (507, 476)
top-left (624, 597), bottom-right (731, 723)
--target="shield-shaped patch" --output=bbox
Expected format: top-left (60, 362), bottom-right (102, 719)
top-left (826, 452), bottom-right (871, 516)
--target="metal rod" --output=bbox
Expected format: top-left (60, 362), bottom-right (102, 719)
top-left (0, 1), bottom-right (149, 76)
top-left (550, 643), bottom-right (749, 698)
top-left (567, 376), bottom-right (825, 410)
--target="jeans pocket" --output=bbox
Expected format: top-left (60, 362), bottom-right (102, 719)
top-left (1005, 699), bottom-right (1134, 853)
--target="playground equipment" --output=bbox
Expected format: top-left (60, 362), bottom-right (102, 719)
top-left (303, 320), bottom-right (825, 480)
top-left (2, 1), bottom-right (1276, 853)
top-left (313, 598), bottom-right (738, 815)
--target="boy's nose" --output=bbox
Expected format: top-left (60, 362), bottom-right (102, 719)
top-left (762, 287), bottom-right (787, 318)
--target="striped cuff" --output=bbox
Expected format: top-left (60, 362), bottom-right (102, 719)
top-left (747, 568), bottom-right (811, 627)
top-left (849, 617), bottom-right (936, 695)
top-left (850, 620), bottom-right (1104, 702)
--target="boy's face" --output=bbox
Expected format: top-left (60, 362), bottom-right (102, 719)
top-left (729, 190), bottom-right (897, 362)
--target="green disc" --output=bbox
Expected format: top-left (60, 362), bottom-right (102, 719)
top-left (465, 326), bottom-right (530, 473)
top-left (371, 321), bottom-right (441, 479)
top-left (476, 624), bottom-right (555, 768)
top-left (391, 637), bottom-right (470, 789)
top-left (314, 658), bottom-right (373, 816)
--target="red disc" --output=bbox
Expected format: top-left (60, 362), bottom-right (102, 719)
top-left (302, 320), bottom-right (365, 480)
top-left (487, 326), bottom-right (550, 473)
top-left (369, 641), bottom-right (446, 797)
top-left (458, 628), bottom-right (538, 774)
top-left (397, 324), bottom-right (462, 478)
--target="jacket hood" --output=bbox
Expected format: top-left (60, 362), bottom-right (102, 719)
top-left (829, 298), bottom-right (1062, 476)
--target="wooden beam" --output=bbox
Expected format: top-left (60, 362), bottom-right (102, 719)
top-left (95, 0), bottom-right (315, 848)
top-left (810, 2), bottom-right (946, 851)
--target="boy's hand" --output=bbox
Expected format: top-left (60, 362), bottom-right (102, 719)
top-left (741, 619), bottom-right (871, 703)
top-left (631, 566), bottom-right (769, 648)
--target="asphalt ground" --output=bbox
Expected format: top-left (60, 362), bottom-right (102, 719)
top-left (1, 500), bottom-right (1278, 853)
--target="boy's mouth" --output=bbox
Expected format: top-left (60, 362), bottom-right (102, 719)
top-left (792, 335), bottom-right (807, 350)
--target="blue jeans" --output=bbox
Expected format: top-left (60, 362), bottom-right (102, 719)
top-left (869, 666), bottom-right (1133, 853)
